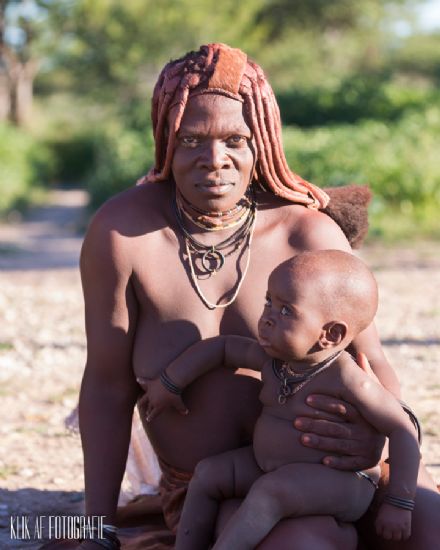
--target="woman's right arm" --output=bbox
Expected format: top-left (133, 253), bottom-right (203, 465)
top-left (79, 207), bottom-right (140, 524)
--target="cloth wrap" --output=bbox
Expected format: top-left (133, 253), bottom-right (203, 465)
top-left (121, 459), bottom-right (192, 550)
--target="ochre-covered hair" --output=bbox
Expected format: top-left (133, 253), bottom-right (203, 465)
top-left (140, 43), bottom-right (329, 209)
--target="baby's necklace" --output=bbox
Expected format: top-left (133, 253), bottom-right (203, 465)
top-left (272, 351), bottom-right (342, 405)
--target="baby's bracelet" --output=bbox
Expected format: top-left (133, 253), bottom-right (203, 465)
top-left (160, 370), bottom-right (183, 395)
top-left (384, 494), bottom-right (415, 511)
top-left (399, 400), bottom-right (422, 444)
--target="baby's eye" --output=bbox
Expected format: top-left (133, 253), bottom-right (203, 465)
top-left (264, 295), bottom-right (271, 307)
top-left (280, 305), bottom-right (291, 316)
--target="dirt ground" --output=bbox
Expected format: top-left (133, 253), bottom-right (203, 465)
top-left (0, 190), bottom-right (439, 549)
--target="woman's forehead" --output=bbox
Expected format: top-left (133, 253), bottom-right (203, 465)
top-left (173, 94), bottom-right (250, 133)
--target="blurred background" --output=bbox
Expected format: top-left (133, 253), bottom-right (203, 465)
top-left (1, 0), bottom-right (440, 238)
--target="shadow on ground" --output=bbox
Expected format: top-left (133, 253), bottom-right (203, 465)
top-left (0, 488), bottom-right (84, 549)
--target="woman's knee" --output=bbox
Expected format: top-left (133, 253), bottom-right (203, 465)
top-left (257, 516), bottom-right (358, 550)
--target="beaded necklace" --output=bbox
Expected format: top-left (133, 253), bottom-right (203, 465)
top-left (173, 188), bottom-right (257, 309)
top-left (177, 189), bottom-right (253, 231)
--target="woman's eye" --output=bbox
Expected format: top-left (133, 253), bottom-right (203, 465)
top-left (280, 305), bottom-right (291, 316)
top-left (227, 135), bottom-right (246, 146)
top-left (181, 136), bottom-right (199, 147)
top-left (264, 296), bottom-right (271, 307)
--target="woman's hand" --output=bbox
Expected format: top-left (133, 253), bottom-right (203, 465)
top-left (137, 376), bottom-right (189, 422)
top-left (294, 352), bottom-right (385, 470)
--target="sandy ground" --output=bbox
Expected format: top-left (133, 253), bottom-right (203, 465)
top-left (0, 190), bottom-right (439, 549)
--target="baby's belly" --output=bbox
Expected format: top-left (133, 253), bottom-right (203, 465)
top-left (253, 410), bottom-right (328, 472)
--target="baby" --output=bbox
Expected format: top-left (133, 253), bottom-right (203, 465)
top-left (138, 250), bottom-right (420, 549)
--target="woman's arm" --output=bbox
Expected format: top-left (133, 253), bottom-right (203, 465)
top-left (350, 322), bottom-right (400, 397)
top-left (79, 206), bottom-right (139, 523)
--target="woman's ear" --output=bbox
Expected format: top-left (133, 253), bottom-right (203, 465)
top-left (319, 321), bottom-right (348, 348)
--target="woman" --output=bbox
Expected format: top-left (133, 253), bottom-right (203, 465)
top-left (77, 44), bottom-right (439, 549)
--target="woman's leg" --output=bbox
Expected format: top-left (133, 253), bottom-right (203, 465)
top-left (258, 516), bottom-right (358, 550)
top-left (217, 502), bottom-right (358, 550)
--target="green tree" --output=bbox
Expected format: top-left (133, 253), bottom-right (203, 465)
top-left (0, 0), bottom-right (41, 125)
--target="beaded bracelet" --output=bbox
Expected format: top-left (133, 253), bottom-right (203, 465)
top-left (160, 370), bottom-right (183, 395)
top-left (384, 494), bottom-right (415, 511)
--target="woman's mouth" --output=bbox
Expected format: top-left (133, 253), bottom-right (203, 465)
top-left (196, 181), bottom-right (234, 195)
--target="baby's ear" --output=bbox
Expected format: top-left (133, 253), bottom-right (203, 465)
top-left (319, 321), bottom-right (347, 348)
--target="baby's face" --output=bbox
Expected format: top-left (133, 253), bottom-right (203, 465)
top-left (257, 266), bottom-right (325, 362)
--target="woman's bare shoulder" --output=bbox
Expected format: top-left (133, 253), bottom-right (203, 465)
top-left (87, 181), bottom-right (171, 235)
top-left (290, 206), bottom-right (352, 252)
top-left (256, 190), bottom-right (351, 251)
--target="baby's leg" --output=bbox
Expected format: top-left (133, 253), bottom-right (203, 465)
top-left (213, 463), bottom-right (376, 550)
top-left (176, 445), bottom-right (262, 550)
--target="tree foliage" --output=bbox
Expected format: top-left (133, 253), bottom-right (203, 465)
top-left (34, 0), bottom-right (434, 99)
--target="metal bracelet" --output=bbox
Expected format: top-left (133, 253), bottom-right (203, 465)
top-left (160, 370), bottom-right (183, 395)
top-left (82, 528), bottom-right (121, 550)
top-left (399, 400), bottom-right (422, 444)
top-left (384, 494), bottom-right (415, 511)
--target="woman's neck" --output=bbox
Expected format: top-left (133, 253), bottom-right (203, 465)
top-left (176, 187), bottom-right (254, 232)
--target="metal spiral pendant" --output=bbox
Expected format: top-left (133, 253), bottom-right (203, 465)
top-left (201, 247), bottom-right (225, 273)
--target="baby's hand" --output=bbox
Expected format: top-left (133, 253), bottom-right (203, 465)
top-left (137, 376), bottom-right (189, 422)
top-left (375, 502), bottom-right (412, 541)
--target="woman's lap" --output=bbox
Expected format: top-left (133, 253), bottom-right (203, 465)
top-left (215, 463), bottom-right (440, 550)
top-left (215, 498), bottom-right (358, 550)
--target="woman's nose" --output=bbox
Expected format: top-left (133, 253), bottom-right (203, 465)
top-left (198, 141), bottom-right (231, 171)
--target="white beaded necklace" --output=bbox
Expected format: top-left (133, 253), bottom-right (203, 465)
top-left (184, 208), bottom-right (257, 310)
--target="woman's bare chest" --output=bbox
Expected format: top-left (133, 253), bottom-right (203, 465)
top-left (129, 220), bottom-right (301, 376)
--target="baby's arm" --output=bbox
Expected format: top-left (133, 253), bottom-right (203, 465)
top-left (339, 358), bottom-right (420, 541)
top-left (137, 336), bottom-right (267, 421)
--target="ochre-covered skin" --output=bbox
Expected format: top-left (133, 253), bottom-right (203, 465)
top-left (141, 43), bottom-right (329, 209)
top-left (77, 45), bottom-right (440, 550)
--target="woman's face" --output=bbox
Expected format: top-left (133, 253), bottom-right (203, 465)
top-left (171, 94), bottom-right (255, 212)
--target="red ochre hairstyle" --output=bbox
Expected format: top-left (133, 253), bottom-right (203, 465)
top-left (138, 43), bottom-right (329, 209)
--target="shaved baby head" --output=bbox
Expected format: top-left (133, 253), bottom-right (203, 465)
top-left (274, 250), bottom-right (378, 337)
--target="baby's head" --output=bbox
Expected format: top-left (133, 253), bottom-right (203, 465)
top-left (257, 250), bottom-right (378, 363)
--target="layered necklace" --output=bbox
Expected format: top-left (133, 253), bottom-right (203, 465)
top-left (173, 187), bottom-right (257, 309)
top-left (272, 351), bottom-right (342, 405)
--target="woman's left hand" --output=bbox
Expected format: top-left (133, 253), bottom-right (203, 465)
top-left (294, 352), bottom-right (385, 470)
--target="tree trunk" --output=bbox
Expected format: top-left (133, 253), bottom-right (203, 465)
top-left (9, 58), bottom-right (38, 125)
top-left (0, 68), bottom-right (10, 120)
